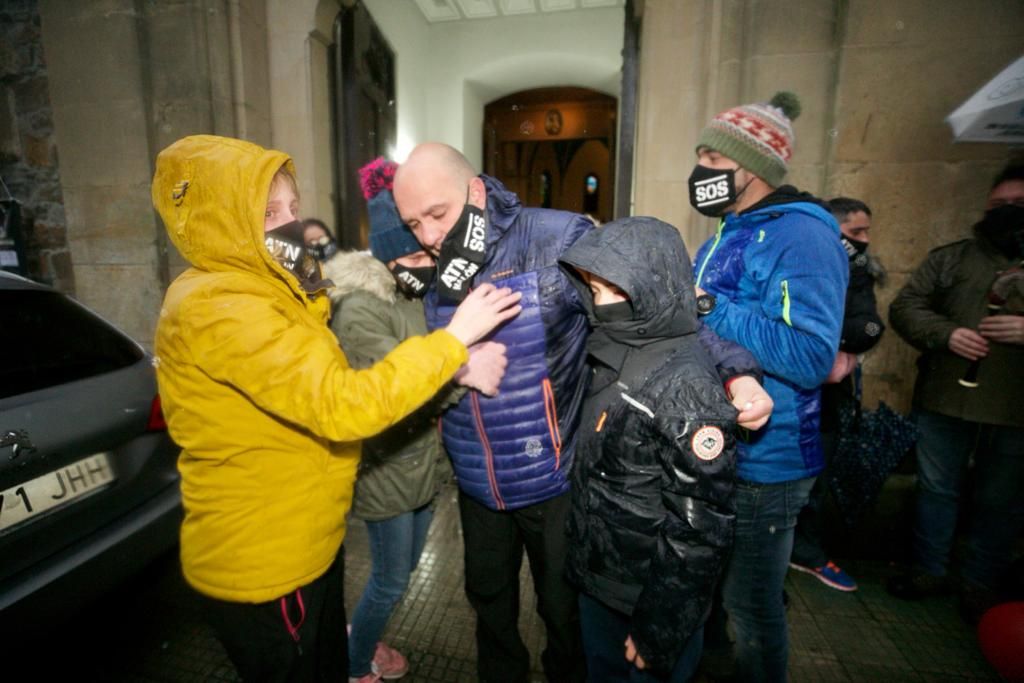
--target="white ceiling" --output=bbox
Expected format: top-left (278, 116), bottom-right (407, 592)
top-left (413, 0), bottom-right (622, 23)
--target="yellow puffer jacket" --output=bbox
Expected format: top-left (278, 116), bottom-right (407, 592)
top-left (152, 135), bottom-right (467, 603)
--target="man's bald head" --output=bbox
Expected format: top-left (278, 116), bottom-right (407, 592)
top-left (393, 143), bottom-right (487, 256)
top-left (397, 142), bottom-right (478, 189)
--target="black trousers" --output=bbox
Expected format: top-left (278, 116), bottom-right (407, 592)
top-left (198, 547), bottom-right (348, 682)
top-left (458, 490), bottom-right (584, 683)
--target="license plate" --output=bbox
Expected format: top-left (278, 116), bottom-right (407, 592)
top-left (0, 453), bottom-right (115, 534)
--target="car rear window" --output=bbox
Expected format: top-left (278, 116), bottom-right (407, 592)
top-left (0, 290), bottom-right (145, 399)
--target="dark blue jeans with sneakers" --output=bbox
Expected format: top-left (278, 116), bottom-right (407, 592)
top-left (912, 409), bottom-right (1024, 589)
top-left (722, 477), bottom-right (816, 683)
top-left (348, 505), bottom-right (433, 677)
top-left (790, 430), bottom-right (836, 569)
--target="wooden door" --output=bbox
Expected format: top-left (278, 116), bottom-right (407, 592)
top-left (483, 88), bottom-right (616, 224)
top-left (332, 2), bottom-right (396, 249)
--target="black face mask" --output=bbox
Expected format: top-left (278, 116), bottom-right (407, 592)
top-left (841, 235), bottom-right (869, 257)
top-left (436, 191), bottom-right (487, 301)
top-left (688, 165), bottom-right (745, 217)
top-left (977, 204), bottom-right (1024, 258)
top-left (593, 300), bottom-right (633, 323)
top-left (265, 220), bottom-right (322, 288)
top-left (392, 263), bottom-right (434, 298)
top-left (307, 234), bottom-right (339, 262)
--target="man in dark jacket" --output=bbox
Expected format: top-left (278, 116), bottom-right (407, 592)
top-left (888, 163), bottom-right (1024, 623)
top-left (393, 142), bottom-right (772, 683)
top-left (560, 217), bottom-right (737, 682)
top-left (789, 197), bottom-right (886, 592)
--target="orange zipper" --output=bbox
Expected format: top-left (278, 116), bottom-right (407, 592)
top-left (470, 392), bottom-right (505, 510)
top-left (542, 378), bottom-right (563, 470)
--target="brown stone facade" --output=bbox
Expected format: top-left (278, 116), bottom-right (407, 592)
top-left (0, 0), bottom-right (74, 293)
top-left (633, 0), bottom-right (1024, 413)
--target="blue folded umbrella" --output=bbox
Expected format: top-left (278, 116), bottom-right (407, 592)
top-left (828, 400), bottom-right (919, 528)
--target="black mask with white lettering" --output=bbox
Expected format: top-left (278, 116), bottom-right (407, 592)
top-left (265, 220), bottom-right (323, 290)
top-left (840, 235), bottom-right (871, 269)
top-left (392, 263), bottom-right (434, 298)
top-left (976, 205), bottom-right (1024, 259)
top-left (436, 195), bottom-right (488, 301)
top-left (688, 165), bottom-right (739, 217)
top-left (841, 235), bottom-right (869, 257)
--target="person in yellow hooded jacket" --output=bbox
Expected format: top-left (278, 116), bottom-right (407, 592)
top-left (151, 135), bottom-right (521, 682)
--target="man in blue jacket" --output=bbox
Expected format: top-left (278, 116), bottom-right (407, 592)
top-left (394, 142), bottom-right (773, 683)
top-left (688, 93), bottom-right (848, 682)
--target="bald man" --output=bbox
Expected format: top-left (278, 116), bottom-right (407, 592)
top-left (394, 143), bottom-right (771, 683)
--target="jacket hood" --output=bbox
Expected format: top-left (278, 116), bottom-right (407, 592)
top-left (741, 184), bottom-right (830, 215)
top-left (736, 185), bottom-right (837, 232)
top-left (320, 250), bottom-right (397, 304)
top-left (481, 174), bottom-right (522, 245)
top-left (152, 135), bottom-right (309, 295)
top-left (559, 216), bottom-right (699, 343)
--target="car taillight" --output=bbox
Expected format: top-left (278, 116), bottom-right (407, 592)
top-left (147, 395), bottom-right (168, 432)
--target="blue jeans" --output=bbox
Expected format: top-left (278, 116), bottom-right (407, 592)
top-left (348, 505), bottom-right (433, 677)
top-left (790, 430), bottom-right (837, 568)
top-left (912, 409), bottom-right (1024, 588)
top-left (578, 593), bottom-right (703, 683)
top-left (722, 477), bottom-right (815, 683)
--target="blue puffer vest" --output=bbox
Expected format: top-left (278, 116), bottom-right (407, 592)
top-left (424, 176), bottom-right (593, 510)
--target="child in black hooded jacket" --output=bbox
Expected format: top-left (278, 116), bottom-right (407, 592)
top-left (560, 216), bottom-right (739, 682)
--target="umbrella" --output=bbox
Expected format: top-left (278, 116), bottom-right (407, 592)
top-left (946, 55), bottom-right (1024, 143)
top-left (828, 400), bottom-right (918, 529)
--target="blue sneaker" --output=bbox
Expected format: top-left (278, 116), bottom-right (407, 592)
top-left (789, 560), bottom-right (858, 592)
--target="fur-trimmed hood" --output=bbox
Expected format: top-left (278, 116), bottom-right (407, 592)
top-left (320, 250), bottom-right (397, 304)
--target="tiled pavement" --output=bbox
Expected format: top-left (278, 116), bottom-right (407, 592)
top-left (12, 482), bottom-right (1005, 681)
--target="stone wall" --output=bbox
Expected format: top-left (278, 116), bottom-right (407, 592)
top-left (633, 0), bottom-right (1024, 412)
top-left (0, 0), bottom-right (73, 292)
top-left (37, 0), bottom-right (271, 347)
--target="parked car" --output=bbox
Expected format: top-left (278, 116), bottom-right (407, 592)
top-left (0, 270), bottom-right (181, 637)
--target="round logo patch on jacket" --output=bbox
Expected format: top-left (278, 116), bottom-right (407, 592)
top-left (692, 426), bottom-right (725, 461)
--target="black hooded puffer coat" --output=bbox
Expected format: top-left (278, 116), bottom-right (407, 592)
top-left (559, 216), bottom-right (738, 675)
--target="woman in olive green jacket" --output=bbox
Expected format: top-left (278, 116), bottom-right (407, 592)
top-left (323, 159), bottom-right (508, 682)
top-left (327, 248), bottom-right (453, 524)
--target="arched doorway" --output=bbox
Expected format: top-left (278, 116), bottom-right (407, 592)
top-left (483, 88), bottom-right (616, 224)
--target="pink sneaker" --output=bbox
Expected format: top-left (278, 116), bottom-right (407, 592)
top-left (373, 641), bottom-right (409, 680)
top-left (348, 674), bottom-right (382, 683)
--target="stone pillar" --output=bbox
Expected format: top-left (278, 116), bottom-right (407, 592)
top-left (634, 0), bottom-right (1024, 413)
top-left (820, 1), bottom-right (1024, 410)
top-left (635, 0), bottom-right (839, 251)
top-left (633, 0), bottom-right (744, 251)
top-left (39, 0), bottom-right (271, 347)
top-left (39, 0), bottom-right (161, 347)
top-left (266, 0), bottom-right (338, 224)
top-left (0, 0), bottom-right (74, 292)
top-left (739, 0), bottom-right (841, 196)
